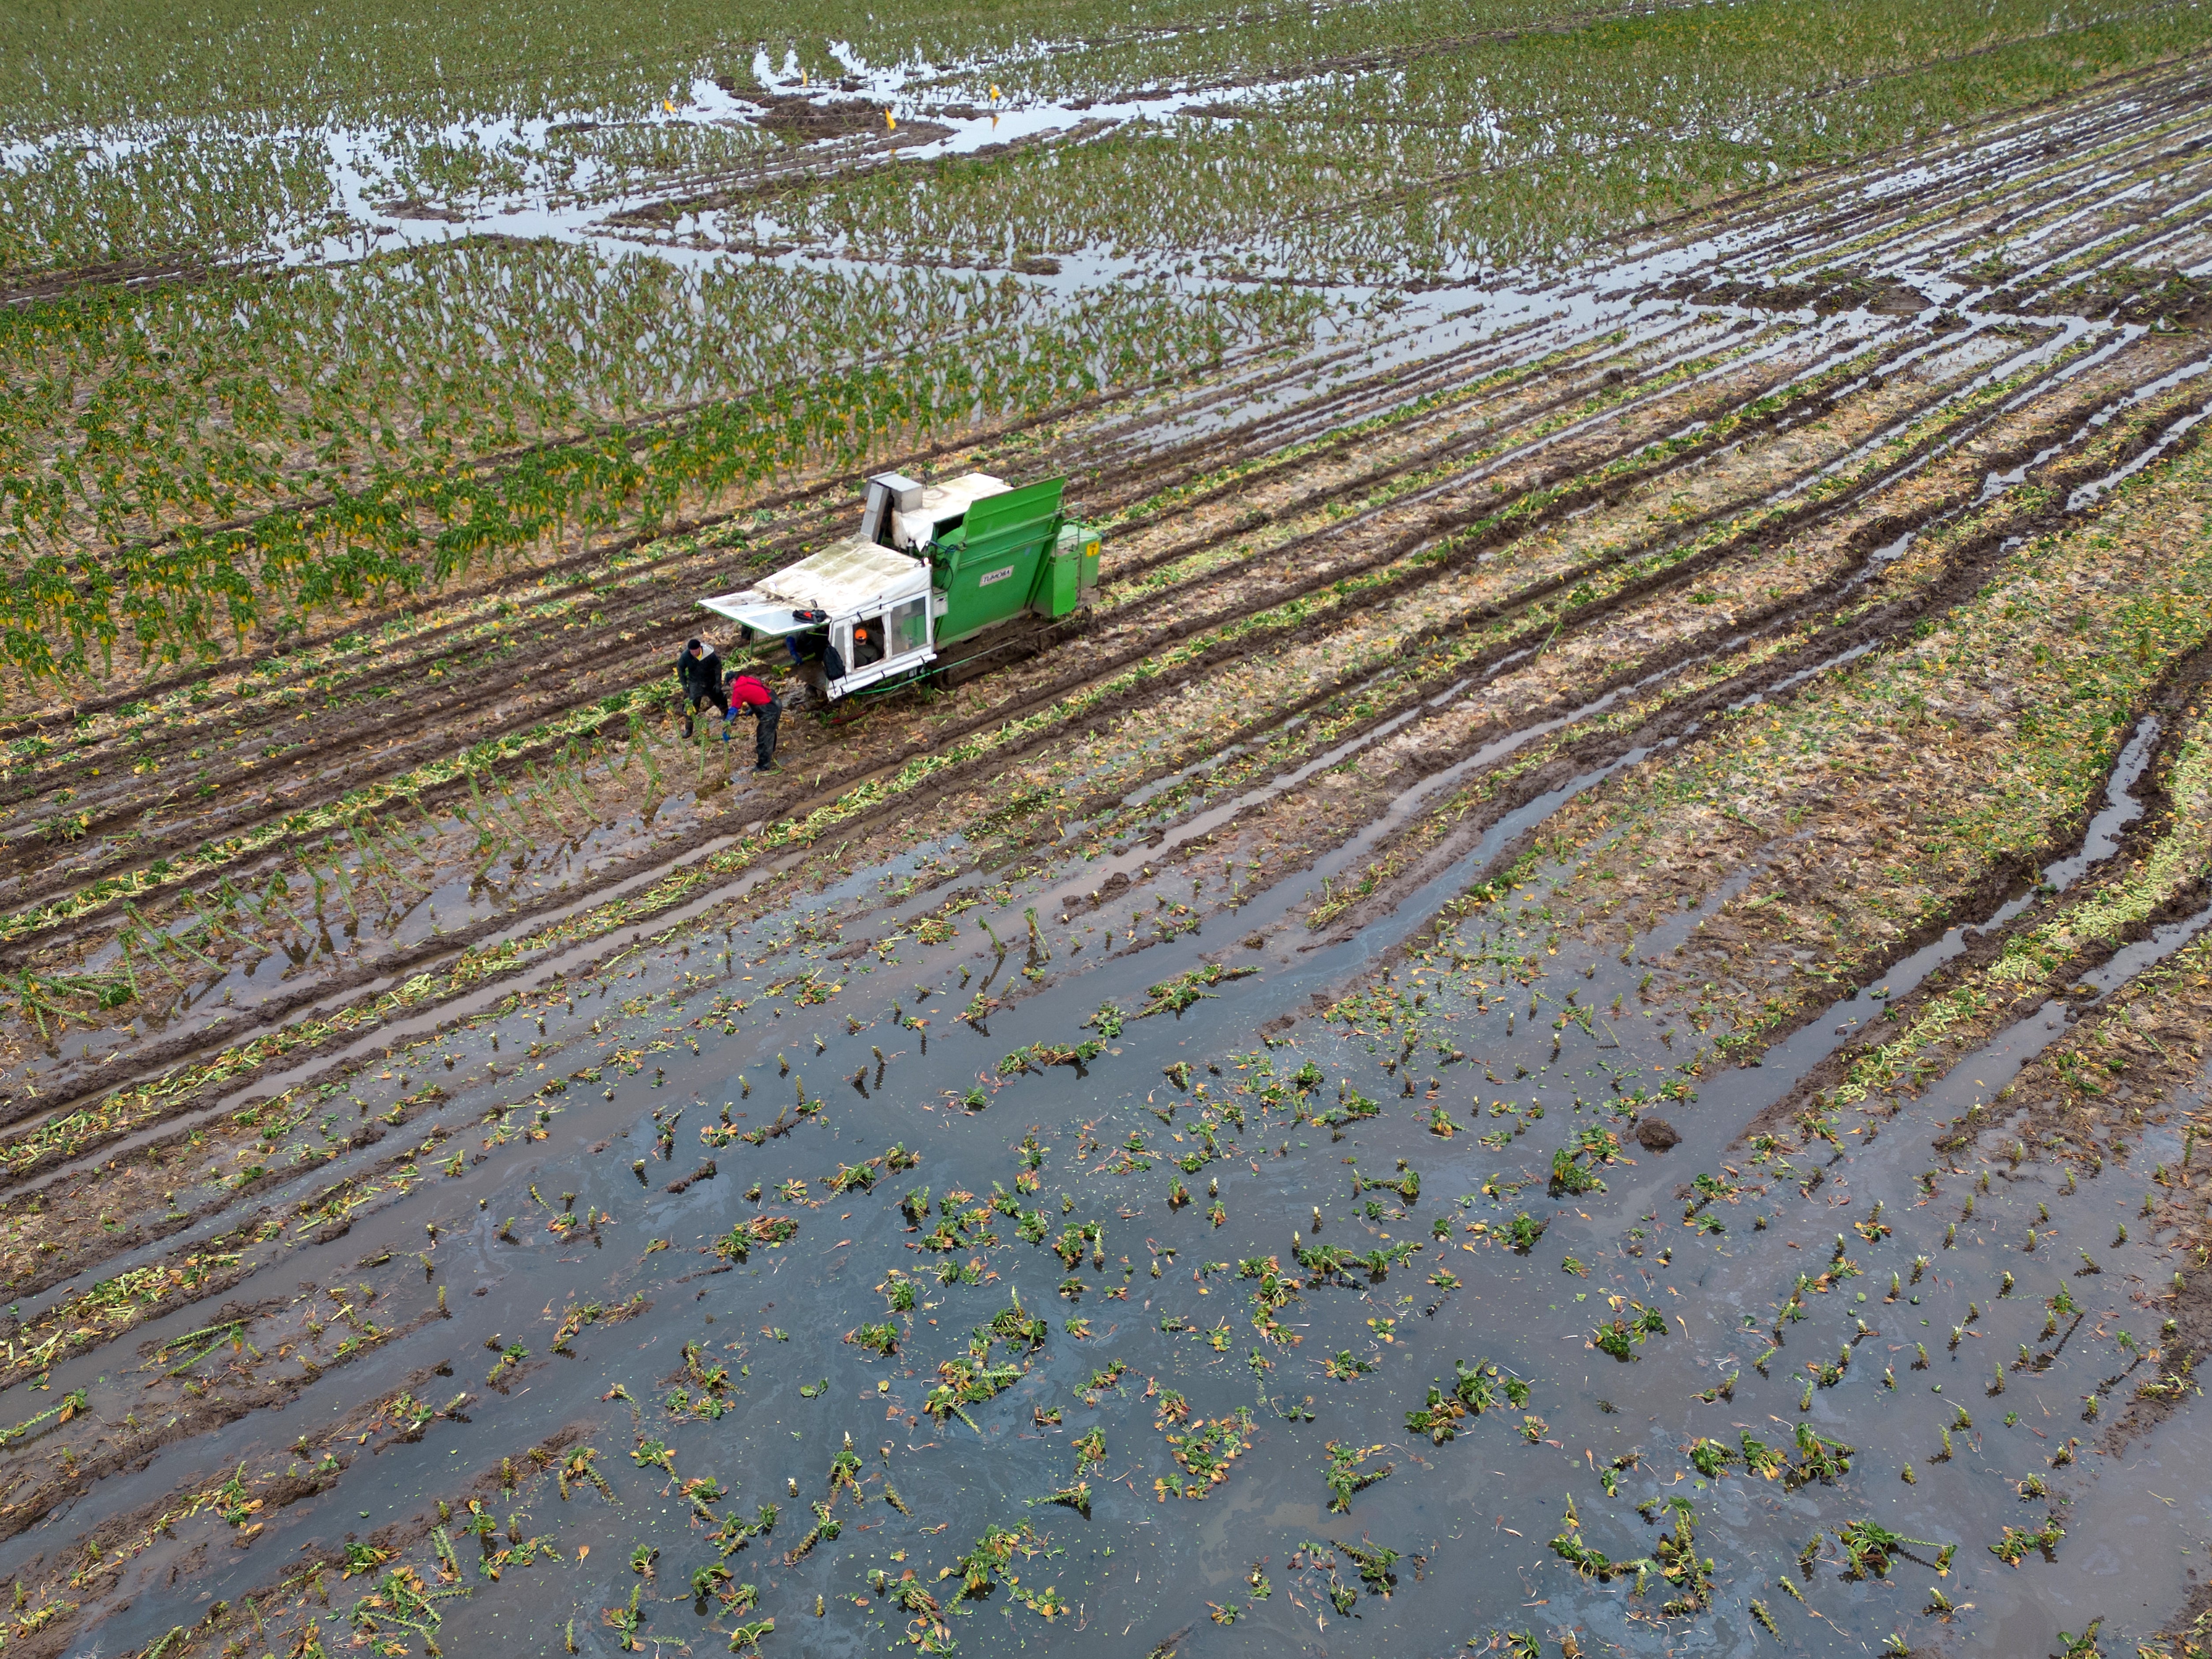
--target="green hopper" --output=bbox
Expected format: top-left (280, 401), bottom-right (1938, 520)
top-left (699, 472), bottom-right (1098, 701)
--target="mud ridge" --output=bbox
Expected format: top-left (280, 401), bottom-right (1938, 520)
top-left (1325, 414), bottom-right (2211, 1032)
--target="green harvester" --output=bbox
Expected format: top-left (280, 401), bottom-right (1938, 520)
top-left (699, 472), bottom-right (1099, 700)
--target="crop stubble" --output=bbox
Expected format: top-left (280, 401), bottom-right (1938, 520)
top-left (7, 19), bottom-right (2212, 1659)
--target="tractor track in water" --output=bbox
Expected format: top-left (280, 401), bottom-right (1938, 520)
top-left (932, 330), bottom-right (2212, 1001)
top-left (6, 88), bottom-right (2212, 1127)
top-left (8, 63), bottom-right (2212, 1659)
top-left (13, 64), bottom-right (2208, 891)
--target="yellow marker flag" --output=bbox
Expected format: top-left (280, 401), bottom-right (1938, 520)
top-left (663, 99), bottom-right (675, 113)
top-left (886, 110), bottom-right (897, 129)
top-left (990, 84), bottom-right (1001, 101)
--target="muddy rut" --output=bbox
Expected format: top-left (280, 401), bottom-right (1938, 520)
top-left (5, 56), bottom-right (2212, 1659)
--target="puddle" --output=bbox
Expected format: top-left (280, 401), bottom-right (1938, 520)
top-left (7, 650), bottom-right (2207, 1659)
top-left (12, 58), bottom-right (2212, 1659)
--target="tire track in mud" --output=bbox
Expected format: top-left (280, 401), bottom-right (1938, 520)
top-left (1724, 638), bottom-right (2212, 1154)
top-left (4, 104), bottom-right (2194, 946)
top-left (4, 75), bottom-right (2212, 1256)
top-left (24, 305), bottom-right (2171, 1178)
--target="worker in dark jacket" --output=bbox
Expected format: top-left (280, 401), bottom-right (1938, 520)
top-left (723, 669), bottom-right (782, 773)
top-left (675, 639), bottom-right (726, 736)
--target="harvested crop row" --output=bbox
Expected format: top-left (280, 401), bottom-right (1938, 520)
top-left (1450, 402), bottom-right (2212, 1104)
top-left (4, 49), bottom-right (2194, 1248)
top-left (0, 302), bottom-right (2166, 1143)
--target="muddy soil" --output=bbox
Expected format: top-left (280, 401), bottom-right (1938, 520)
top-left (9, 57), bottom-right (2212, 1659)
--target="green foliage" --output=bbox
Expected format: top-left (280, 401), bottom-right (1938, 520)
top-left (1323, 1441), bottom-right (1392, 1513)
top-left (1406, 1356), bottom-right (1528, 1442)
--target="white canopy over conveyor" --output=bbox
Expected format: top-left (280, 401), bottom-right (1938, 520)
top-left (697, 536), bottom-right (930, 636)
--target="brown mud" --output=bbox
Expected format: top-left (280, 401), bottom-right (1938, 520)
top-left (12, 59), bottom-right (2212, 1659)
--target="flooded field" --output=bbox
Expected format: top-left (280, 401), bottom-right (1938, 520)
top-left (6, 2), bottom-right (2212, 1656)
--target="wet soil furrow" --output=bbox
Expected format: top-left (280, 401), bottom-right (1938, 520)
top-left (0, 330), bottom-right (1865, 938)
top-left (11, 326), bottom-right (2171, 1159)
top-left (1739, 661), bottom-right (2212, 1147)
top-left (1030, 359), bottom-right (2212, 944)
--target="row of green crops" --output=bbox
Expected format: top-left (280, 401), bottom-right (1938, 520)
top-left (378, 120), bottom-right (785, 211)
top-left (0, 0), bottom-right (1659, 281)
top-left (921, 0), bottom-right (2212, 114)
top-left (14, 0), bottom-right (2194, 280)
top-left (0, 240), bottom-right (1328, 560)
top-left (0, 132), bottom-right (346, 276)
top-left (740, 0), bottom-right (2212, 285)
top-left (0, 0), bottom-right (1646, 139)
top-left (0, 117), bottom-right (790, 280)
top-left (0, 254), bottom-right (1330, 681)
top-left (1, 246), bottom-right (1019, 546)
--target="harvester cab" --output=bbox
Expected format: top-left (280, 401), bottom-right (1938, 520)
top-left (699, 471), bottom-right (1100, 702)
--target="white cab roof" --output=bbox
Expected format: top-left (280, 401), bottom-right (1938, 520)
top-left (890, 472), bottom-right (1011, 549)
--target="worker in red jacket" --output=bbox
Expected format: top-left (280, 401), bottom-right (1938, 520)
top-left (724, 669), bottom-right (782, 773)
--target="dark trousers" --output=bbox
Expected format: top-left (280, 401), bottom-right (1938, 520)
top-left (751, 699), bottom-right (781, 770)
top-left (680, 688), bottom-right (727, 735)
